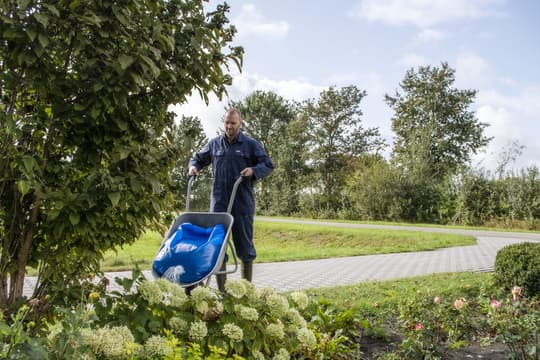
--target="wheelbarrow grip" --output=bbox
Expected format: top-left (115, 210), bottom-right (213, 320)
top-left (185, 175), bottom-right (197, 212)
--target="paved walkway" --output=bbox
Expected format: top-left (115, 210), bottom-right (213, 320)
top-left (23, 220), bottom-right (540, 295)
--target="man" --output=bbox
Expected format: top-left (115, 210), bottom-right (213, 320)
top-left (188, 108), bottom-right (273, 290)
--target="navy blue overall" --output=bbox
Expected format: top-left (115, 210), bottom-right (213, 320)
top-left (189, 131), bottom-right (274, 261)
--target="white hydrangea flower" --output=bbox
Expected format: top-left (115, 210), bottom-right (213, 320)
top-left (296, 327), bottom-right (317, 349)
top-left (190, 286), bottom-right (215, 303)
top-left (137, 280), bottom-right (162, 305)
top-left (266, 293), bottom-right (289, 318)
top-left (265, 322), bottom-right (285, 340)
top-left (259, 287), bottom-right (277, 299)
top-left (213, 300), bottom-right (224, 315)
top-left (286, 308), bottom-right (307, 330)
top-left (225, 279), bottom-right (247, 299)
top-left (189, 320), bottom-right (208, 341)
top-left (169, 317), bottom-right (188, 334)
top-left (272, 348), bottom-right (290, 360)
top-left (252, 350), bottom-right (266, 360)
top-left (222, 323), bottom-right (244, 342)
top-left (289, 291), bottom-right (309, 310)
top-left (144, 335), bottom-right (173, 358)
top-left (154, 279), bottom-right (188, 307)
top-left (195, 300), bottom-right (209, 314)
top-left (84, 326), bottom-right (134, 360)
top-left (235, 304), bottom-right (259, 321)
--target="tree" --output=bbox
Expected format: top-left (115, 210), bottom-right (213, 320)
top-left (386, 62), bottom-right (491, 180)
top-left (230, 91), bottom-right (296, 213)
top-left (168, 115), bottom-right (211, 213)
top-left (301, 85), bottom-right (384, 214)
top-left (0, 0), bottom-right (242, 311)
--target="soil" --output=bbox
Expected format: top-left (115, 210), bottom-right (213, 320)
top-left (358, 333), bottom-right (509, 359)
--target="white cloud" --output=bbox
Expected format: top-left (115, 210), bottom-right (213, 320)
top-left (170, 71), bottom-right (324, 137)
top-left (350, 0), bottom-right (506, 28)
top-left (398, 53), bottom-right (430, 68)
top-left (233, 4), bottom-right (290, 38)
top-left (455, 53), bottom-right (493, 88)
top-left (473, 86), bottom-right (540, 171)
top-left (416, 28), bottom-right (448, 42)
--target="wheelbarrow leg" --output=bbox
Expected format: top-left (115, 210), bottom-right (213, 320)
top-left (216, 260), bottom-right (227, 292)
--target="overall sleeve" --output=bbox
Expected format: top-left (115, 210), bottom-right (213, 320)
top-left (189, 141), bottom-right (212, 171)
top-left (251, 142), bottom-right (274, 180)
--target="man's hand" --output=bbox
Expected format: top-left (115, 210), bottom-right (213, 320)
top-left (240, 167), bottom-right (253, 177)
top-left (188, 166), bottom-right (200, 176)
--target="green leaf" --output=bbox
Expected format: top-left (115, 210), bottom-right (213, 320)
top-left (43, 4), bottom-right (60, 17)
top-left (34, 13), bottom-right (49, 28)
top-left (37, 33), bottom-right (49, 48)
top-left (118, 54), bottom-right (134, 70)
top-left (26, 28), bottom-right (37, 41)
top-left (21, 155), bottom-right (35, 173)
top-left (69, 212), bottom-right (80, 226)
top-left (17, 180), bottom-right (31, 196)
top-left (108, 192), bottom-right (121, 207)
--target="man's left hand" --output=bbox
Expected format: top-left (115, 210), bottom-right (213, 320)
top-left (240, 167), bottom-right (254, 177)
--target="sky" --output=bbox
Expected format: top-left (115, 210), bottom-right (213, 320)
top-left (171, 0), bottom-right (540, 173)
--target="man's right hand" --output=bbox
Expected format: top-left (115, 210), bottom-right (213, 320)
top-left (188, 166), bottom-right (200, 176)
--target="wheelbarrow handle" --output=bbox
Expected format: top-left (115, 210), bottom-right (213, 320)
top-left (185, 175), bottom-right (197, 212)
top-left (185, 174), bottom-right (247, 213)
top-left (226, 175), bottom-right (247, 214)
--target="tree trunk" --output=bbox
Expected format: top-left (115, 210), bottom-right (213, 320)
top-left (7, 200), bottom-right (40, 307)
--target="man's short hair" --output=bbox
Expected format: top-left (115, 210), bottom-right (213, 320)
top-left (224, 108), bottom-right (242, 119)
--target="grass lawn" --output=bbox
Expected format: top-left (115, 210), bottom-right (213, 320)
top-left (305, 271), bottom-right (492, 316)
top-left (258, 216), bottom-right (540, 233)
top-left (100, 220), bottom-right (475, 272)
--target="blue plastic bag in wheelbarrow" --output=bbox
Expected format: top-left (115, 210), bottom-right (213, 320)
top-left (152, 222), bottom-right (226, 284)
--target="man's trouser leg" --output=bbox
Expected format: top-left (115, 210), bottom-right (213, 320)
top-left (216, 260), bottom-right (227, 292)
top-left (231, 213), bottom-right (256, 282)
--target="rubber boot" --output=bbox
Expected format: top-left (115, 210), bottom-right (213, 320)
top-left (216, 261), bottom-right (227, 292)
top-left (241, 261), bottom-right (253, 282)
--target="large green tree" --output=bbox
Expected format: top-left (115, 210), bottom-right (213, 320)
top-left (386, 62), bottom-right (491, 180)
top-left (0, 0), bottom-right (242, 311)
top-left (302, 85), bottom-right (384, 213)
top-left (168, 115), bottom-right (211, 213)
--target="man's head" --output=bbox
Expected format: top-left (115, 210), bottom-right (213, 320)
top-left (223, 108), bottom-right (243, 141)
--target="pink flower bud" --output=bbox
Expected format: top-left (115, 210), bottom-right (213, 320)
top-left (490, 299), bottom-right (502, 310)
top-left (433, 296), bottom-right (442, 304)
top-left (512, 286), bottom-right (522, 301)
top-left (415, 323), bottom-right (424, 331)
top-left (454, 298), bottom-right (465, 310)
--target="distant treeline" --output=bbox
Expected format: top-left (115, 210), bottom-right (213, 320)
top-left (172, 63), bottom-right (539, 230)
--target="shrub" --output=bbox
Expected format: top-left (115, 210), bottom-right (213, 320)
top-left (494, 242), bottom-right (540, 298)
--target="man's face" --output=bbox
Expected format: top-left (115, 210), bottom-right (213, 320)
top-left (224, 112), bottom-right (242, 140)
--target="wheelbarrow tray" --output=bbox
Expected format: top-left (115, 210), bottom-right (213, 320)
top-left (153, 211), bottom-right (234, 288)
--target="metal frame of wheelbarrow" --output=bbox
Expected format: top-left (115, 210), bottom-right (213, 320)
top-left (160, 175), bottom-right (244, 288)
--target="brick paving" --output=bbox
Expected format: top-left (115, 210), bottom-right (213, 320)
top-left (23, 222), bottom-right (540, 296)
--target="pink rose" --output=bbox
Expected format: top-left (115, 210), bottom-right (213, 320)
top-left (433, 296), bottom-right (442, 305)
top-left (490, 299), bottom-right (502, 310)
top-left (454, 298), bottom-right (465, 310)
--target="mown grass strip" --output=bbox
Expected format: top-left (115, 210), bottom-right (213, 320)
top-left (100, 221), bottom-right (475, 272)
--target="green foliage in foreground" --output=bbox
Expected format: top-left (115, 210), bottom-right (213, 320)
top-left (308, 272), bottom-right (539, 359)
top-left (101, 222), bottom-right (475, 271)
top-left (3, 271), bottom-right (538, 359)
top-left (1, 272), bottom-right (359, 359)
top-left (494, 242), bottom-right (540, 298)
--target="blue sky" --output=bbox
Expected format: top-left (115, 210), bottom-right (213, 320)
top-left (173, 0), bottom-right (540, 172)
